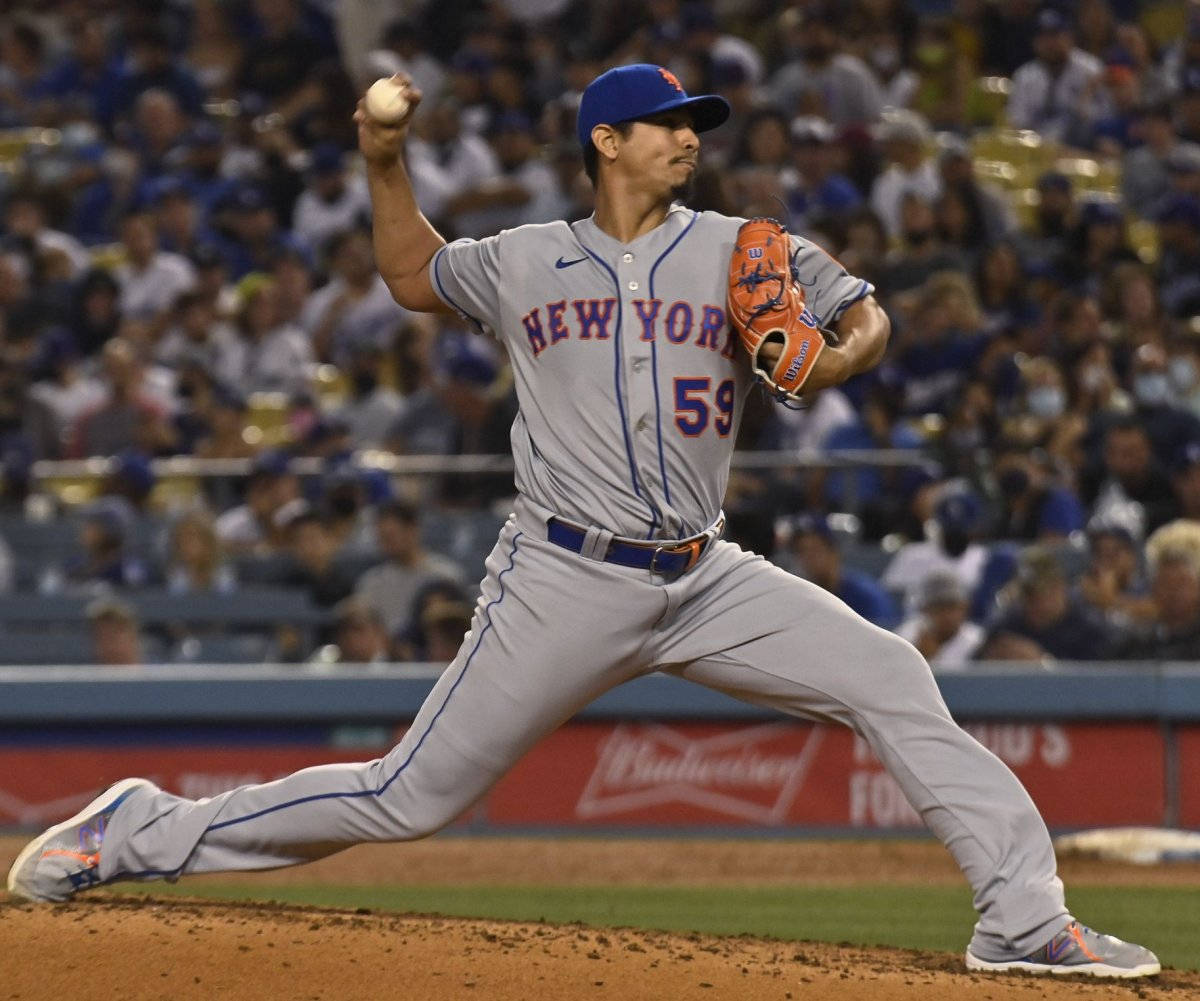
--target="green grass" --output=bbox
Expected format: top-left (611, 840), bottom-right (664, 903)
top-left (104, 882), bottom-right (1200, 971)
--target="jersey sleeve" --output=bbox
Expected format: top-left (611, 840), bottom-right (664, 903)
top-left (430, 235), bottom-right (502, 337)
top-left (789, 236), bottom-right (874, 331)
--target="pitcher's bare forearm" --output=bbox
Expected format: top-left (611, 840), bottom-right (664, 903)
top-left (354, 75), bottom-right (449, 314)
top-left (366, 157), bottom-right (448, 312)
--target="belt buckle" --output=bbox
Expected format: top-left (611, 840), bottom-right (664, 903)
top-left (649, 537), bottom-right (704, 575)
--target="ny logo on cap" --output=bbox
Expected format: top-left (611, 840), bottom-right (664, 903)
top-left (658, 67), bottom-right (684, 93)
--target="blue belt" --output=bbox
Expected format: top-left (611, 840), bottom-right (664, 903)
top-left (547, 518), bottom-right (720, 575)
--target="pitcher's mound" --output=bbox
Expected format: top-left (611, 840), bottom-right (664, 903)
top-left (2, 897), bottom-right (1194, 1001)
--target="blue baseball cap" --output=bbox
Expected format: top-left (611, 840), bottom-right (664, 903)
top-left (576, 63), bottom-right (730, 151)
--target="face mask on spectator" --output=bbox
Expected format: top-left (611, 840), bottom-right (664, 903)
top-left (1169, 357), bottom-right (1199, 393)
top-left (1027, 385), bottom-right (1065, 419)
top-left (1133, 372), bottom-right (1171, 406)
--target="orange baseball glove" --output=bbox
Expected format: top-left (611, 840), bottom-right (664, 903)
top-left (727, 217), bottom-right (826, 403)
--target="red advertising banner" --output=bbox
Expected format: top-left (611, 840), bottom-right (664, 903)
top-left (1173, 726), bottom-right (1200, 827)
top-left (0, 721), bottom-right (1166, 831)
top-left (487, 720), bottom-right (1166, 829)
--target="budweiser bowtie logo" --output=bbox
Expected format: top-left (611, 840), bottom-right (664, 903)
top-left (576, 723), bottom-right (825, 824)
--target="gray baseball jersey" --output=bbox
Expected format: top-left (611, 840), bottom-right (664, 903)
top-left (430, 206), bottom-right (866, 540)
top-left (92, 206), bottom-right (1069, 961)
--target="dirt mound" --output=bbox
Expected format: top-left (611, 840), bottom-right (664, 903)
top-left (3, 896), bottom-right (1197, 1001)
top-left (4, 837), bottom-right (1197, 1000)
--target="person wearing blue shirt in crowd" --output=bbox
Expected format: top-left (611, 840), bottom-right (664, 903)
top-left (991, 447), bottom-right (1085, 542)
top-left (787, 513), bottom-right (900, 629)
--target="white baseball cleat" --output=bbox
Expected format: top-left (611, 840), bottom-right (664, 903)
top-left (6, 778), bottom-right (157, 903)
top-left (965, 919), bottom-right (1160, 978)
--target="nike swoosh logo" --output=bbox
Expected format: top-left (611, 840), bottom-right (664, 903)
top-left (556, 256), bottom-right (588, 269)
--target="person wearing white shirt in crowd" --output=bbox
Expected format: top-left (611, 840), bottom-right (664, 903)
top-left (292, 144), bottom-right (373, 256)
top-left (896, 571), bottom-right (985, 669)
top-left (768, 3), bottom-right (884, 128)
top-left (405, 97), bottom-right (503, 233)
top-left (452, 112), bottom-right (566, 236)
top-left (217, 273), bottom-right (313, 398)
top-left (299, 227), bottom-right (407, 365)
top-left (5, 191), bottom-right (90, 278)
top-left (1006, 8), bottom-right (1104, 146)
top-left (883, 488), bottom-right (990, 615)
top-left (869, 108), bottom-right (941, 240)
top-left (155, 289), bottom-right (240, 374)
top-left (114, 209), bottom-right (197, 324)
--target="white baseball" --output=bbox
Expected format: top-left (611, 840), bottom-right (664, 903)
top-left (364, 77), bottom-right (411, 125)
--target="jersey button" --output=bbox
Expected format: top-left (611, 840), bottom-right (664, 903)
top-left (628, 280), bottom-right (639, 291)
top-left (622, 253), bottom-right (634, 263)
top-left (635, 418), bottom-right (649, 432)
top-left (632, 359), bottom-right (645, 371)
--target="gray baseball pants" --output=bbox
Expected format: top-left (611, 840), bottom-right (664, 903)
top-left (99, 496), bottom-right (1068, 959)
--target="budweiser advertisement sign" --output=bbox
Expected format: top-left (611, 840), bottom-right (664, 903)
top-left (575, 722), bottom-right (827, 824)
top-left (0, 721), bottom-right (1175, 831)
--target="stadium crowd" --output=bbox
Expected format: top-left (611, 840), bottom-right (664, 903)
top-left (2, 0), bottom-right (1200, 666)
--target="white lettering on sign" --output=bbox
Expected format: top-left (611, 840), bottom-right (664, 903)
top-left (849, 771), bottom-right (922, 828)
top-left (576, 723), bottom-right (825, 824)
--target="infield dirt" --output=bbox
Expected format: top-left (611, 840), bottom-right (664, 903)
top-left (3, 837), bottom-right (1199, 1000)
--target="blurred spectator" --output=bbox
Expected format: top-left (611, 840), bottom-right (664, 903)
top-left (218, 273), bottom-right (313, 397)
top-left (192, 383), bottom-right (257, 460)
top-left (986, 547), bottom-right (1109, 661)
top-left (102, 450), bottom-right (158, 514)
top-left (1117, 343), bottom-right (1200, 465)
top-left (896, 571), bottom-right (984, 668)
top-left (25, 327), bottom-right (104, 459)
top-left (57, 498), bottom-right (150, 591)
top-left (1120, 101), bottom-right (1180, 219)
top-left (317, 596), bottom-right (391, 665)
top-left (86, 597), bottom-right (144, 667)
top-left (1172, 442), bottom-right (1200, 521)
top-left (236, 0), bottom-right (336, 110)
top-left (69, 269), bottom-right (123, 358)
top-left (393, 581), bottom-right (475, 663)
top-left (156, 289), bottom-right (239, 373)
top-left (276, 505), bottom-right (358, 608)
top-left (1102, 260), bottom-right (1164, 351)
top-left (354, 499), bottom-right (466, 637)
top-left (823, 386), bottom-right (925, 535)
top-left (768, 4), bottom-right (884, 128)
top-left (319, 461), bottom-right (379, 556)
top-left (452, 112), bottom-right (565, 234)
top-left (166, 509), bottom-right (237, 594)
top-left (299, 227), bottom-right (405, 365)
top-left (111, 26), bottom-right (205, 125)
top-left (990, 447), bottom-right (1085, 542)
top-left (1154, 194), bottom-right (1200, 318)
top-left (1064, 200), bottom-right (1139, 296)
top-left (786, 513), bottom-right (899, 629)
top-left (1006, 8), bottom-right (1104, 145)
top-left (1018, 171), bottom-right (1078, 280)
top-left (67, 338), bottom-right (177, 459)
top-left (1110, 520), bottom-right (1200, 660)
top-left (407, 96), bottom-right (502, 235)
top-left (114, 209), bottom-right (198, 327)
top-left (1083, 417), bottom-right (1178, 536)
top-left (1078, 516), bottom-right (1153, 628)
top-left (975, 242), bottom-right (1031, 338)
top-left (783, 116), bottom-right (862, 233)
top-left (887, 271), bottom-right (988, 414)
top-left (291, 144), bottom-right (371, 255)
top-left (878, 194), bottom-right (963, 296)
top-left (150, 181), bottom-right (214, 262)
top-left (869, 109), bottom-right (940, 240)
top-left (215, 449), bottom-right (299, 554)
top-left (4, 190), bottom-right (89, 278)
top-left (333, 343), bottom-right (405, 449)
top-left (883, 487), bottom-right (990, 615)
